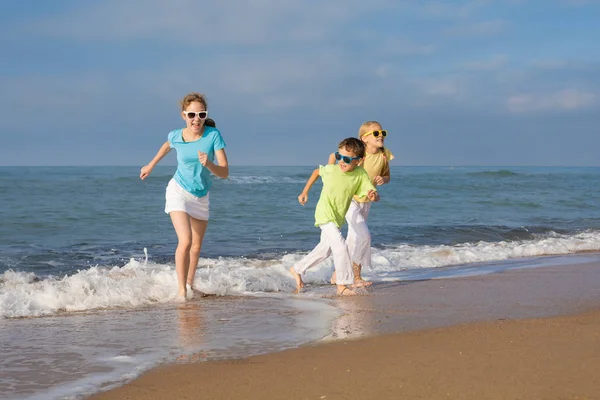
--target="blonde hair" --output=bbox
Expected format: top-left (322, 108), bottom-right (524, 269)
top-left (180, 92), bottom-right (207, 111)
top-left (358, 121), bottom-right (382, 138)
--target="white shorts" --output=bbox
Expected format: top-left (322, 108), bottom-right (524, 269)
top-left (164, 179), bottom-right (210, 221)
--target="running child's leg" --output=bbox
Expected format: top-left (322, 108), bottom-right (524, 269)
top-left (356, 202), bottom-right (373, 281)
top-left (346, 201), bottom-right (372, 286)
top-left (330, 200), bottom-right (360, 284)
top-left (187, 217), bottom-right (208, 291)
top-left (170, 211), bottom-right (193, 299)
top-left (321, 222), bottom-right (356, 296)
top-left (290, 228), bottom-right (332, 292)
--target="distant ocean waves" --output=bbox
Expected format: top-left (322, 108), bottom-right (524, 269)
top-left (2, 229), bottom-right (599, 318)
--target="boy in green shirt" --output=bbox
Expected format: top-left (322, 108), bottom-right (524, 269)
top-left (290, 138), bottom-right (379, 296)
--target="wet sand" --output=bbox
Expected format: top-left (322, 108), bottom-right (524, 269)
top-left (90, 257), bottom-right (600, 400)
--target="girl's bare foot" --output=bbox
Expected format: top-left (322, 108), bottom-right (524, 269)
top-left (336, 285), bottom-right (356, 296)
top-left (351, 263), bottom-right (373, 287)
top-left (187, 283), bottom-right (209, 298)
top-left (330, 271), bottom-right (337, 285)
top-left (177, 288), bottom-right (187, 301)
top-left (351, 279), bottom-right (373, 288)
top-left (289, 267), bottom-right (304, 293)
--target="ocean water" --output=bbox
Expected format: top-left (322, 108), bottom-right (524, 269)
top-left (1, 165), bottom-right (600, 399)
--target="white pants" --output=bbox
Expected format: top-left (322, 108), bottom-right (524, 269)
top-left (293, 222), bottom-right (354, 285)
top-left (346, 200), bottom-right (372, 269)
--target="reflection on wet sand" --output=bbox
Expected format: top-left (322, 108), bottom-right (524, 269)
top-left (176, 302), bottom-right (205, 362)
top-left (323, 292), bottom-right (376, 341)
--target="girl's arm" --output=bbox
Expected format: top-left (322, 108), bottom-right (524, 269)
top-left (298, 168), bottom-right (320, 205)
top-left (374, 163), bottom-right (391, 185)
top-left (327, 152), bottom-right (336, 165)
top-left (199, 149), bottom-right (229, 179)
top-left (140, 141), bottom-right (171, 180)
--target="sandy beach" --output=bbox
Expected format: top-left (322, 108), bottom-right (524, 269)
top-left (90, 257), bottom-right (600, 400)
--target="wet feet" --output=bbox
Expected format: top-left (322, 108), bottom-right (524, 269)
top-left (289, 267), bottom-right (305, 293)
top-left (187, 283), bottom-right (209, 298)
top-left (337, 286), bottom-right (357, 296)
top-left (351, 279), bottom-right (373, 288)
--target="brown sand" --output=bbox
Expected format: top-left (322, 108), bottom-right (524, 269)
top-left (90, 259), bottom-right (600, 400)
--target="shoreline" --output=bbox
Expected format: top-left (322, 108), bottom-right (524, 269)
top-left (89, 257), bottom-right (600, 399)
top-left (90, 309), bottom-right (600, 400)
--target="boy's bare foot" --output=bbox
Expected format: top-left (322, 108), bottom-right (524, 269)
top-left (289, 267), bottom-right (304, 293)
top-left (336, 285), bottom-right (356, 296)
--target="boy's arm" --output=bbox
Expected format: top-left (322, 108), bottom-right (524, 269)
top-left (298, 168), bottom-right (320, 205)
top-left (140, 141), bottom-right (171, 180)
top-left (367, 189), bottom-right (380, 202)
top-left (357, 169), bottom-right (380, 202)
top-left (327, 152), bottom-right (336, 165)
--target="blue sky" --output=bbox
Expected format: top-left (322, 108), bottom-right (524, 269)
top-left (1, 0), bottom-right (599, 166)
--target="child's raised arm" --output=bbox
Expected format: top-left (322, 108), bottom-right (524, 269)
top-left (327, 152), bottom-right (336, 165)
top-left (140, 141), bottom-right (171, 180)
top-left (298, 168), bottom-right (320, 205)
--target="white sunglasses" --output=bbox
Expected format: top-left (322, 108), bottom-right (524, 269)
top-left (184, 111), bottom-right (208, 119)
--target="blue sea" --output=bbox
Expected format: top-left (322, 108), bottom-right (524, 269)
top-left (1, 165), bottom-right (600, 399)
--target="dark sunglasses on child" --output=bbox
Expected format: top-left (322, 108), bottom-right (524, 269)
top-left (363, 130), bottom-right (387, 138)
top-left (335, 152), bottom-right (361, 164)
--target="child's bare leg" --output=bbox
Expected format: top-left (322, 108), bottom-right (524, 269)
top-left (289, 267), bottom-right (305, 293)
top-left (330, 270), bottom-right (336, 285)
top-left (170, 211), bottom-right (192, 299)
top-left (336, 284), bottom-right (356, 296)
top-left (186, 218), bottom-right (208, 291)
top-left (351, 263), bottom-right (373, 287)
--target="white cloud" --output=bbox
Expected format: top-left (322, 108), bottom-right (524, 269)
top-left (375, 36), bottom-right (436, 56)
top-left (445, 19), bottom-right (509, 36)
top-left (529, 59), bottom-right (598, 71)
top-left (412, 75), bottom-right (468, 99)
top-left (530, 59), bottom-right (571, 69)
top-left (507, 89), bottom-right (596, 112)
top-left (9, 0), bottom-right (395, 45)
top-left (419, 0), bottom-right (492, 19)
top-left (463, 54), bottom-right (508, 70)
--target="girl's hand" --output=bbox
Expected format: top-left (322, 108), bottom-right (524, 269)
top-left (367, 190), bottom-right (380, 202)
top-left (298, 193), bottom-right (308, 205)
top-left (140, 165), bottom-right (152, 180)
top-left (198, 151), bottom-right (210, 167)
top-left (373, 176), bottom-right (385, 186)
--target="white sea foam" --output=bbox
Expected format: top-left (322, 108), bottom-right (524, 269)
top-left (2, 230), bottom-right (600, 318)
top-left (372, 230), bottom-right (600, 272)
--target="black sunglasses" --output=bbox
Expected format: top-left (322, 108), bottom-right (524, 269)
top-left (363, 130), bottom-right (387, 138)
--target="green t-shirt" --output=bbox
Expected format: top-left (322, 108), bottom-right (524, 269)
top-left (314, 164), bottom-right (377, 227)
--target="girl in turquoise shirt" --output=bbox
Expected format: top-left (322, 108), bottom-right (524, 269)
top-left (140, 92), bottom-right (229, 300)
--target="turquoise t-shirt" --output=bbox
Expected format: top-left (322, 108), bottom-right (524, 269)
top-left (314, 164), bottom-right (376, 227)
top-left (168, 127), bottom-right (226, 198)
